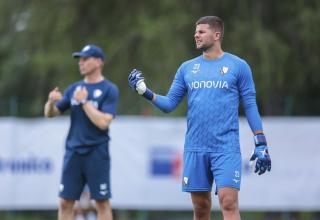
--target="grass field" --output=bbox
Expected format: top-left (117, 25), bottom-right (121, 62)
top-left (0, 210), bottom-right (319, 220)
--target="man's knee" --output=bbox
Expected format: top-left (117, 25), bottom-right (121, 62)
top-left (95, 200), bottom-right (110, 211)
top-left (219, 194), bottom-right (238, 212)
top-left (192, 195), bottom-right (211, 218)
top-left (59, 198), bottom-right (75, 212)
top-left (194, 202), bottom-right (211, 218)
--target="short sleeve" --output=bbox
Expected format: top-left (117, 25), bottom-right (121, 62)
top-left (101, 84), bottom-right (119, 117)
top-left (56, 86), bottom-right (72, 113)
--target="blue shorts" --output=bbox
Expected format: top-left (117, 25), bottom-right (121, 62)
top-left (59, 142), bottom-right (111, 200)
top-left (182, 151), bottom-right (241, 193)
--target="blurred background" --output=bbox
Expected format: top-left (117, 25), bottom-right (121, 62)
top-left (0, 0), bottom-right (319, 219)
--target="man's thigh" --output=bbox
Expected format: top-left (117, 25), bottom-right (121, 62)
top-left (84, 143), bottom-right (111, 200)
top-left (59, 150), bottom-right (85, 200)
top-left (210, 152), bottom-right (242, 192)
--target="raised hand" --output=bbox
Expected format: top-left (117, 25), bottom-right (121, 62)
top-left (73, 86), bottom-right (88, 104)
top-left (128, 69), bottom-right (154, 100)
top-left (48, 87), bottom-right (62, 103)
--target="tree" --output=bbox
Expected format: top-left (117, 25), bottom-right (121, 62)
top-left (0, 0), bottom-right (319, 116)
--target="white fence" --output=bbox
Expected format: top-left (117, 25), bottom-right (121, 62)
top-left (0, 116), bottom-right (319, 211)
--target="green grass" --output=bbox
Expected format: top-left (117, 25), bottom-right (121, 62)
top-left (0, 210), bottom-right (319, 220)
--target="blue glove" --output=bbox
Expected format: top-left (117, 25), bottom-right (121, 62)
top-left (249, 134), bottom-right (271, 175)
top-left (128, 69), bottom-right (144, 91)
top-left (128, 69), bottom-right (154, 101)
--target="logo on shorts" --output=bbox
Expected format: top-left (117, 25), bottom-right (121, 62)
top-left (99, 183), bottom-right (108, 195)
top-left (232, 170), bottom-right (240, 184)
top-left (183, 177), bottom-right (188, 186)
top-left (232, 179), bottom-right (240, 184)
top-left (100, 191), bottom-right (108, 195)
top-left (100, 183), bottom-right (107, 190)
top-left (59, 184), bottom-right (64, 192)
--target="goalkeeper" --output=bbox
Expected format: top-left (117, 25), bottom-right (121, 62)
top-left (128, 16), bottom-right (271, 220)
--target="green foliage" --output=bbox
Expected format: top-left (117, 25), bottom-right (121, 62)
top-left (0, 211), bottom-right (319, 220)
top-left (0, 0), bottom-right (319, 116)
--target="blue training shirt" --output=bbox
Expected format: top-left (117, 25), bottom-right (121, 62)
top-left (154, 52), bottom-right (263, 153)
top-left (56, 79), bottom-right (119, 150)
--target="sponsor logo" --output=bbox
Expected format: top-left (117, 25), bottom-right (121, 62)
top-left (71, 86), bottom-right (83, 106)
top-left (188, 80), bottom-right (229, 90)
top-left (71, 98), bottom-right (80, 106)
top-left (71, 99), bottom-right (98, 108)
top-left (0, 157), bottom-right (53, 174)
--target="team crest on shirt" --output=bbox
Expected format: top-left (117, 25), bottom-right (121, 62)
top-left (192, 64), bottom-right (200, 73)
top-left (93, 89), bottom-right (102, 98)
top-left (220, 66), bottom-right (229, 75)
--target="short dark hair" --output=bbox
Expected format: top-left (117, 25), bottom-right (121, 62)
top-left (196, 16), bottom-right (224, 40)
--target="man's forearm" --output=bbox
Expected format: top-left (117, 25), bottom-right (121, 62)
top-left (82, 102), bottom-right (113, 130)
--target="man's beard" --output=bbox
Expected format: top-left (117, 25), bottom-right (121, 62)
top-left (198, 42), bottom-right (214, 52)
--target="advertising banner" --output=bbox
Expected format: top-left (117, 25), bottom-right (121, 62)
top-left (0, 117), bottom-right (319, 211)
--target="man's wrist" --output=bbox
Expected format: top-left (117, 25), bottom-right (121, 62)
top-left (254, 133), bottom-right (267, 147)
top-left (142, 88), bottom-right (154, 101)
top-left (47, 99), bottom-right (57, 107)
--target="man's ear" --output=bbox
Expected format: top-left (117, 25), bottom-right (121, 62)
top-left (214, 32), bottom-right (222, 41)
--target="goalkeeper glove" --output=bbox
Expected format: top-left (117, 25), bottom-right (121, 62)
top-left (128, 69), bottom-right (154, 101)
top-left (249, 133), bottom-right (271, 175)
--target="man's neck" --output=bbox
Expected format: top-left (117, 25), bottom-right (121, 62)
top-left (84, 72), bottom-right (104, 84)
top-left (202, 45), bottom-right (224, 60)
